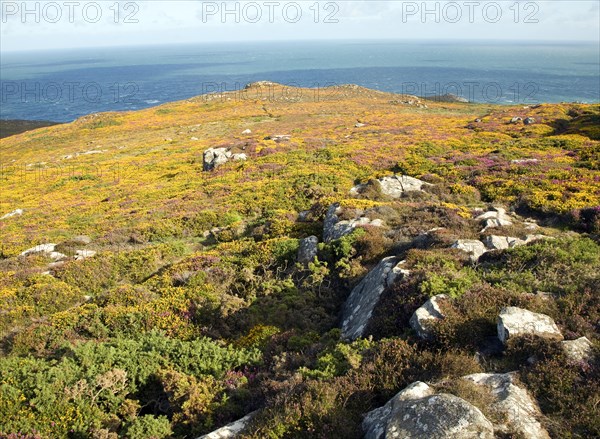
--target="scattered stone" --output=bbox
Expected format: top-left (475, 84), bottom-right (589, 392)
top-left (241, 129), bottom-right (252, 134)
top-left (523, 117), bottom-right (536, 125)
top-left (451, 239), bottom-right (487, 262)
top-left (297, 236), bottom-right (318, 265)
top-left (562, 336), bottom-right (594, 363)
top-left (1, 208), bottom-right (23, 219)
top-left (410, 294), bottom-right (448, 339)
top-left (341, 257), bottom-right (409, 341)
top-left (75, 250), bottom-right (97, 260)
top-left (511, 158), bottom-right (539, 165)
top-left (497, 307), bottom-right (563, 344)
top-left (265, 134), bottom-right (290, 143)
top-left (483, 235), bottom-right (526, 250)
top-left (21, 244), bottom-right (57, 256)
top-left (510, 116), bottom-right (522, 124)
top-left (190, 137), bottom-right (199, 141)
top-left (197, 411), bottom-right (256, 439)
top-left (355, 122), bottom-right (366, 128)
top-left (363, 381), bottom-right (494, 439)
top-left (464, 372), bottom-right (550, 439)
top-left (323, 203), bottom-right (383, 243)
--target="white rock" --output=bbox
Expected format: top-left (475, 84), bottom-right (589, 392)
top-left (241, 129), bottom-right (252, 134)
top-left (190, 137), bottom-right (199, 141)
top-left (75, 250), bottom-right (97, 260)
top-left (21, 244), bottom-right (57, 256)
top-left (350, 175), bottom-right (432, 198)
top-left (464, 372), bottom-right (550, 439)
top-left (497, 307), bottom-right (563, 344)
top-left (197, 411), bottom-right (256, 439)
top-left (451, 239), bottom-right (487, 262)
top-left (355, 122), bottom-right (366, 128)
top-left (562, 336), bottom-right (594, 363)
top-left (1, 208), bottom-right (23, 219)
top-left (476, 208), bottom-right (513, 231)
top-left (410, 294), bottom-right (448, 339)
top-left (483, 235), bottom-right (526, 250)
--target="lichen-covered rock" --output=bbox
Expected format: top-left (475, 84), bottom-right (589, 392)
top-left (475, 207), bottom-right (513, 231)
top-left (341, 257), bottom-right (408, 340)
top-left (497, 307), bottom-right (563, 344)
top-left (351, 174), bottom-right (432, 198)
top-left (562, 336), bottom-right (594, 363)
top-left (464, 373), bottom-right (550, 439)
top-left (21, 243), bottom-right (66, 260)
top-left (297, 236), bottom-right (318, 265)
top-left (197, 411), bottom-right (256, 438)
top-left (323, 203), bottom-right (383, 242)
top-left (410, 294), bottom-right (448, 339)
top-left (451, 239), bottom-right (487, 262)
top-left (73, 235), bottom-right (92, 245)
top-left (483, 235), bottom-right (525, 250)
top-left (363, 381), bottom-right (494, 439)
top-left (203, 147), bottom-right (247, 171)
top-left (75, 249), bottom-right (97, 260)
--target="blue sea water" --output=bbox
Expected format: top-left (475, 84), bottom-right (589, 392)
top-left (1, 40), bottom-right (599, 122)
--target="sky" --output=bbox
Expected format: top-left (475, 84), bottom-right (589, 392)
top-left (1, 1), bottom-right (599, 52)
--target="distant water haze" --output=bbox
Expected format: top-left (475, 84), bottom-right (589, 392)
top-left (1, 40), bottom-right (599, 122)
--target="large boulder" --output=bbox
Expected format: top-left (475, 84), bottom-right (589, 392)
top-left (451, 239), bottom-right (487, 262)
top-left (410, 294), bottom-right (448, 339)
top-left (497, 307), bottom-right (563, 344)
top-left (464, 373), bottom-right (550, 439)
top-left (297, 236), bottom-right (318, 265)
top-left (363, 381), bottom-right (494, 439)
top-left (562, 336), bottom-right (594, 363)
top-left (323, 203), bottom-right (383, 243)
top-left (341, 257), bottom-right (409, 341)
top-left (203, 147), bottom-right (246, 171)
top-left (351, 175), bottom-right (432, 198)
top-left (197, 411), bottom-right (255, 438)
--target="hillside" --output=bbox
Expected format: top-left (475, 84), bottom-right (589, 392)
top-left (0, 82), bottom-right (599, 439)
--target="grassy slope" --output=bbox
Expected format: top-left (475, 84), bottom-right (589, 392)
top-left (0, 84), bottom-right (599, 439)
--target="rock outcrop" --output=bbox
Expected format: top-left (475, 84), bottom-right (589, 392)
top-left (451, 239), bottom-right (487, 262)
top-left (297, 236), bottom-right (318, 265)
top-left (20, 243), bottom-right (66, 261)
top-left (464, 373), bottom-right (550, 439)
top-left (197, 411), bottom-right (256, 439)
top-left (483, 235), bottom-right (525, 250)
top-left (203, 147), bottom-right (247, 171)
top-left (475, 207), bottom-right (513, 231)
top-left (410, 294), bottom-right (448, 339)
top-left (562, 336), bottom-right (594, 363)
top-left (497, 307), bottom-right (563, 344)
top-left (341, 257), bottom-right (408, 341)
top-left (363, 381), bottom-right (494, 439)
top-left (350, 175), bottom-right (432, 199)
top-left (323, 203), bottom-right (383, 243)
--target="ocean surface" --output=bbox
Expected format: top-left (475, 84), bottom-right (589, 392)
top-left (1, 40), bottom-right (599, 122)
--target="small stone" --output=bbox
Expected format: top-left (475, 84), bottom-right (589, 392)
top-left (297, 236), bottom-right (318, 265)
top-left (562, 336), bottom-right (594, 363)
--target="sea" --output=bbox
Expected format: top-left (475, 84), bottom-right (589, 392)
top-left (1, 40), bottom-right (599, 122)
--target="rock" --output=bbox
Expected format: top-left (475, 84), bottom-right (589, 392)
top-left (190, 137), bottom-right (199, 141)
top-left (510, 116), bottom-right (522, 124)
top-left (497, 307), bottom-right (563, 344)
top-left (355, 122), bottom-right (366, 128)
top-left (75, 250), bottom-right (97, 260)
top-left (341, 257), bottom-right (409, 341)
top-left (1, 208), bottom-right (23, 219)
top-left (197, 411), bottom-right (256, 439)
top-left (562, 336), bottom-right (594, 363)
top-left (511, 158), bottom-right (539, 165)
top-left (297, 236), bottom-right (318, 265)
top-left (523, 117), bottom-right (536, 125)
top-left (464, 373), bottom-right (550, 439)
top-left (241, 129), bottom-right (252, 134)
top-left (483, 235), bottom-right (526, 250)
top-left (231, 153), bottom-right (247, 161)
top-left (350, 175), bottom-right (431, 198)
top-left (270, 134), bottom-right (290, 143)
top-left (73, 235), bottom-right (92, 245)
top-left (451, 239), bottom-right (487, 262)
top-left (21, 243), bottom-right (57, 256)
top-left (363, 382), bottom-right (494, 439)
top-left (203, 148), bottom-right (231, 171)
top-left (323, 203), bottom-right (383, 243)
top-left (475, 207), bottom-right (513, 231)
top-left (164, 138), bottom-right (173, 142)
top-left (474, 118), bottom-right (482, 123)
top-left (410, 294), bottom-right (448, 339)
top-left (524, 234), bottom-right (551, 244)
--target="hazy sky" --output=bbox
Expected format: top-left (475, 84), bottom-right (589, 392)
top-left (1, 1), bottom-right (599, 52)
